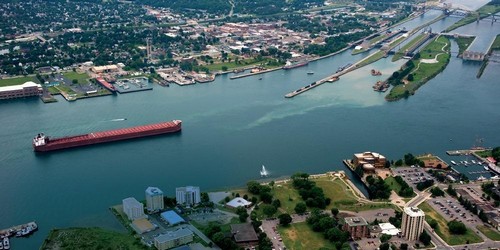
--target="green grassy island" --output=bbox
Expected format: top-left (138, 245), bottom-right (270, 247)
top-left (386, 36), bottom-right (451, 101)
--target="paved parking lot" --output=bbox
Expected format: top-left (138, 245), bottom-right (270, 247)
top-left (427, 196), bottom-right (481, 228)
top-left (261, 219), bottom-right (286, 250)
top-left (392, 166), bottom-right (435, 190)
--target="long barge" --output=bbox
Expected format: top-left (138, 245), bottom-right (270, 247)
top-left (33, 120), bottom-right (181, 152)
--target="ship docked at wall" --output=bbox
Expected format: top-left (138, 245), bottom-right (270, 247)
top-left (33, 120), bottom-right (182, 152)
top-left (282, 60), bottom-right (309, 70)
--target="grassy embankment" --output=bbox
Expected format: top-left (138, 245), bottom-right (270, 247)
top-left (476, 149), bottom-right (493, 158)
top-left (455, 36), bottom-right (475, 56)
top-left (278, 222), bottom-right (338, 250)
top-left (418, 202), bottom-right (482, 245)
top-left (0, 76), bottom-right (40, 87)
top-left (386, 36), bottom-right (451, 101)
top-left (477, 35), bottom-right (500, 78)
top-left (40, 227), bottom-right (147, 250)
top-left (392, 33), bottom-right (427, 61)
top-left (444, 3), bottom-right (500, 32)
top-left (477, 225), bottom-right (500, 241)
top-left (204, 57), bottom-right (283, 72)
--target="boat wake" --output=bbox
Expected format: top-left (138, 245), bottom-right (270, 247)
top-left (110, 118), bottom-right (127, 122)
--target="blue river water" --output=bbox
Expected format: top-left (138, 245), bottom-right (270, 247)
top-left (1, 10), bottom-right (500, 249)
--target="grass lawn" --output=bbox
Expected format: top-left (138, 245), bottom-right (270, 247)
top-left (477, 225), bottom-right (500, 241)
top-left (386, 36), bottom-right (450, 101)
top-left (385, 176), bottom-right (402, 193)
top-left (491, 35), bottom-right (500, 51)
top-left (47, 86), bottom-right (60, 94)
top-left (0, 76), bottom-right (39, 87)
top-left (273, 182), bottom-right (302, 214)
top-left (357, 50), bottom-right (385, 67)
top-left (313, 177), bottom-right (358, 210)
top-left (476, 150), bottom-right (492, 158)
top-left (204, 58), bottom-right (280, 71)
top-left (40, 227), bottom-right (146, 250)
top-left (278, 222), bottom-right (336, 250)
top-left (56, 84), bottom-right (77, 95)
top-left (63, 71), bottom-right (89, 84)
top-left (418, 202), bottom-right (482, 245)
top-left (455, 37), bottom-right (475, 55)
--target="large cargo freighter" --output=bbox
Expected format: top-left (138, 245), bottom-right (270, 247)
top-left (282, 61), bottom-right (309, 70)
top-left (33, 120), bottom-right (182, 152)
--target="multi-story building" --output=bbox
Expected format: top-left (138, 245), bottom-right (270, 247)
top-left (122, 197), bottom-right (146, 221)
top-left (0, 81), bottom-right (42, 99)
top-left (353, 151), bottom-right (387, 169)
top-left (342, 217), bottom-right (369, 239)
top-left (175, 186), bottom-right (200, 206)
top-left (401, 207), bottom-right (425, 241)
top-left (154, 228), bottom-right (193, 250)
top-left (145, 187), bottom-right (164, 212)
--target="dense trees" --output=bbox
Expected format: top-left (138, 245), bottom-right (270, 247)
top-left (394, 176), bottom-right (414, 197)
top-left (366, 175), bottom-right (391, 199)
top-left (278, 213), bottom-right (292, 226)
top-left (305, 209), bottom-right (349, 248)
top-left (419, 230), bottom-right (431, 245)
top-left (291, 173), bottom-right (331, 209)
top-left (294, 202), bottom-right (307, 214)
top-left (430, 187), bottom-right (445, 197)
top-left (447, 221), bottom-right (467, 234)
top-left (416, 179), bottom-right (434, 191)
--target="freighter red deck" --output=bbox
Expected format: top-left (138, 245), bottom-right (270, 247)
top-left (33, 120), bottom-right (181, 152)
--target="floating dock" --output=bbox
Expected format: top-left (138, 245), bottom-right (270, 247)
top-left (446, 150), bottom-right (471, 156)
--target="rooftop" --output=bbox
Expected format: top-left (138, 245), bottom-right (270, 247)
top-left (122, 197), bottom-right (142, 207)
top-left (230, 223), bottom-right (259, 243)
top-left (146, 186), bottom-right (163, 196)
top-left (344, 216), bottom-right (368, 227)
top-left (379, 222), bottom-right (400, 236)
top-left (226, 197), bottom-right (252, 208)
top-left (161, 210), bottom-right (185, 225)
top-left (0, 81), bottom-right (41, 92)
top-left (404, 207), bottom-right (425, 217)
top-left (154, 228), bottom-right (193, 243)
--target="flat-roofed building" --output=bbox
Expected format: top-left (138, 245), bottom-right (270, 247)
top-left (0, 81), bottom-right (42, 100)
top-left (146, 187), bottom-right (164, 213)
top-left (342, 217), bottom-right (369, 239)
top-left (230, 223), bottom-right (259, 246)
top-left (176, 186), bottom-right (200, 206)
top-left (353, 152), bottom-right (386, 168)
top-left (154, 228), bottom-right (193, 250)
top-left (91, 64), bottom-right (119, 73)
top-left (122, 197), bottom-right (146, 221)
top-left (401, 207), bottom-right (425, 241)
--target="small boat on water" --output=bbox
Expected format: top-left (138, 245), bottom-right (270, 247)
top-left (484, 166), bottom-right (489, 171)
top-left (464, 161), bottom-right (469, 165)
top-left (3, 237), bottom-right (9, 250)
top-left (260, 165), bottom-right (269, 177)
top-left (477, 175), bottom-right (486, 181)
top-left (307, 71), bottom-right (314, 75)
top-left (371, 69), bottom-right (382, 76)
top-left (471, 160), bottom-right (477, 164)
top-left (451, 160), bottom-right (457, 165)
top-left (327, 76), bottom-right (339, 82)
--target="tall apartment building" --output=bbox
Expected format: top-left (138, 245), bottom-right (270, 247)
top-left (401, 207), bottom-right (425, 241)
top-left (122, 197), bottom-right (146, 221)
top-left (145, 187), bottom-right (164, 212)
top-left (175, 186), bottom-right (200, 206)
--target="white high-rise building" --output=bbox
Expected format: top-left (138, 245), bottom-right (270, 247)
top-left (145, 187), bottom-right (164, 212)
top-left (122, 197), bottom-right (146, 221)
top-left (401, 207), bottom-right (425, 241)
top-left (176, 186), bottom-right (200, 206)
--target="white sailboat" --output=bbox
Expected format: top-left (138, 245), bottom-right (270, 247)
top-left (260, 165), bottom-right (269, 177)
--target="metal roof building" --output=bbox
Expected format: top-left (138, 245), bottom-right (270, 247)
top-left (160, 210), bottom-right (185, 225)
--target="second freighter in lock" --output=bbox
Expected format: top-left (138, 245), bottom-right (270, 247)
top-left (33, 119), bottom-right (181, 152)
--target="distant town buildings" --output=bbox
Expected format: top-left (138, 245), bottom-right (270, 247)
top-left (154, 228), bottom-right (194, 250)
top-left (145, 187), bottom-right (164, 213)
top-left (342, 217), bottom-right (369, 239)
top-left (0, 81), bottom-right (42, 100)
top-left (226, 197), bottom-right (252, 209)
top-left (353, 151), bottom-right (387, 169)
top-left (401, 207), bottom-right (425, 241)
top-left (176, 186), bottom-right (200, 206)
top-left (122, 197), bottom-right (146, 221)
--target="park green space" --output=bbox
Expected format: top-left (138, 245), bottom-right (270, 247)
top-left (40, 227), bottom-right (146, 250)
top-left (418, 202), bottom-right (482, 245)
top-left (477, 225), bottom-right (500, 241)
top-left (384, 176), bottom-right (403, 193)
top-left (204, 58), bottom-right (281, 71)
top-left (313, 177), bottom-right (358, 210)
top-left (0, 76), bottom-right (39, 87)
top-left (445, 4), bottom-right (500, 32)
top-left (455, 37), bottom-right (475, 55)
top-left (386, 36), bottom-right (450, 101)
top-left (392, 33), bottom-right (426, 61)
top-left (63, 71), bottom-right (90, 83)
top-left (278, 222), bottom-right (337, 250)
top-left (476, 150), bottom-right (492, 158)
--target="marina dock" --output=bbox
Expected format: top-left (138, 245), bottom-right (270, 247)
top-left (229, 67), bottom-right (282, 80)
top-left (0, 221), bottom-right (37, 237)
top-left (446, 150), bottom-right (472, 156)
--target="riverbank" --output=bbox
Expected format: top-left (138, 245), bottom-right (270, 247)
top-left (444, 3), bottom-right (500, 32)
top-left (386, 35), bottom-right (451, 101)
